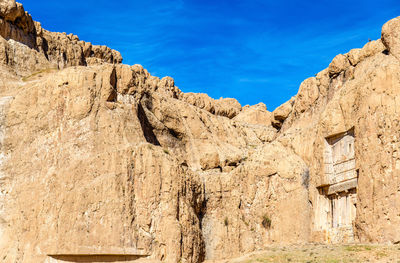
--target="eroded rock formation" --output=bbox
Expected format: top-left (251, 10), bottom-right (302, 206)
top-left (1, 1), bottom-right (400, 262)
top-left (0, 0), bottom-right (121, 76)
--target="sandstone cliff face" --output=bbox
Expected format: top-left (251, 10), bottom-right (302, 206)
top-left (0, 0), bottom-right (121, 76)
top-left (273, 35), bottom-right (400, 244)
top-left (1, 1), bottom-right (400, 262)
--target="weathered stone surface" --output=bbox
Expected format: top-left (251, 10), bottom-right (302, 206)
top-left (347, 40), bottom-right (386, 66)
top-left (382, 16), bottom-right (400, 60)
top-left (200, 141), bottom-right (310, 260)
top-left (2, 3), bottom-right (400, 263)
top-left (271, 97), bottom-right (294, 128)
top-left (180, 92), bottom-right (242, 119)
top-left (328, 54), bottom-right (351, 76)
top-left (234, 103), bottom-right (271, 125)
top-left (0, 59), bottom-right (285, 262)
top-left (0, 65), bottom-right (208, 262)
top-left (0, 1), bottom-right (122, 75)
top-left (293, 77), bottom-right (319, 114)
top-left (0, 0), bottom-right (17, 20)
top-left (274, 17), bottom-right (400, 245)
top-left (273, 98), bottom-right (293, 121)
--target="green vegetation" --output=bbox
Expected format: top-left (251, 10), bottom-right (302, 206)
top-left (224, 217), bottom-right (229, 226)
top-left (241, 216), bottom-right (249, 226)
top-left (229, 244), bottom-right (400, 263)
top-left (22, 68), bottom-right (57, 82)
top-left (261, 215), bottom-right (271, 229)
top-left (344, 245), bottom-right (372, 252)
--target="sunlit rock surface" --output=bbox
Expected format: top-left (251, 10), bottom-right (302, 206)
top-left (1, 1), bottom-right (400, 262)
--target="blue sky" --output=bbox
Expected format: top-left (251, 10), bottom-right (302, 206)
top-left (23, 1), bottom-right (400, 110)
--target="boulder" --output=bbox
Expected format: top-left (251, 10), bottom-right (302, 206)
top-left (382, 16), bottom-right (400, 60)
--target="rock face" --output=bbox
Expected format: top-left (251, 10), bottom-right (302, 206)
top-left (0, 0), bottom-right (122, 76)
top-left (382, 17), bottom-right (400, 60)
top-left (1, 1), bottom-right (400, 262)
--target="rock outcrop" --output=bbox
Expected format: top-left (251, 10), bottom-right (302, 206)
top-left (1, 1), bottom-right (400, 263)
top-left (275, 36), bottom-right (397, 244)
top-left (382, 16), bottom-right (400, 60)
top-left (0, 0), bottom-right (121, 76)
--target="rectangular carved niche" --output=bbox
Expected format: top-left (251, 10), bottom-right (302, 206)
top-left (47, 254), bottom-right (144, 263)
top-left (315, 129), bottom-right (358, 243)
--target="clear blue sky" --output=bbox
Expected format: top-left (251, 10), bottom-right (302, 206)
top-left (22, 0), bottom-right (400, 110)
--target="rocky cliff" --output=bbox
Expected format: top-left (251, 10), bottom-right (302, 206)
top-left (0, 1), bottom-right (400, 262)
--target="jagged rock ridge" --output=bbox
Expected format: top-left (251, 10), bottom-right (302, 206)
top-left (1, 1), bottom-right (400, 263)
top-left (0, 0), bottom-right (122, 76)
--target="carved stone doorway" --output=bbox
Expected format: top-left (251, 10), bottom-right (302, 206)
top-left (315, 129), bottom-right (358, 242)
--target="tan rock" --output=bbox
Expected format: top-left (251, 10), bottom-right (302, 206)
top-left (0, 0), bottom-right (17, 19)
top-left (0, 2), bottom-right (122, 75)
top-left (293, 77), bottom-right (319, 114)
top-left (271, 97), bottom-right (294, 128)
top-left (180, 92), bottom-right (242, 119)
top-left (274, 31), bottom-right (400, 245)
top-left (200, 141), bottom-right (310, 259)
top-left (273, 98), bottom-right (293, 121)
top-left (361, 39), bottom-right (386, 58)
top-left (234, 102), bottom-right (271, 125)
top-left (328, 54), bottom-right (351, 76)
top-left (2, 2), bottom-right (400, 263)
top-left (382, 16), bottom-right (400, 60)
top-left (347, 48), bottom-right (362, 66)
top-left (347, 40), bottom-right (386, 66)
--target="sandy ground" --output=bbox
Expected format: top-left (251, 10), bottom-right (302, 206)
top-left (204, 244), bottom-right (400, 263)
